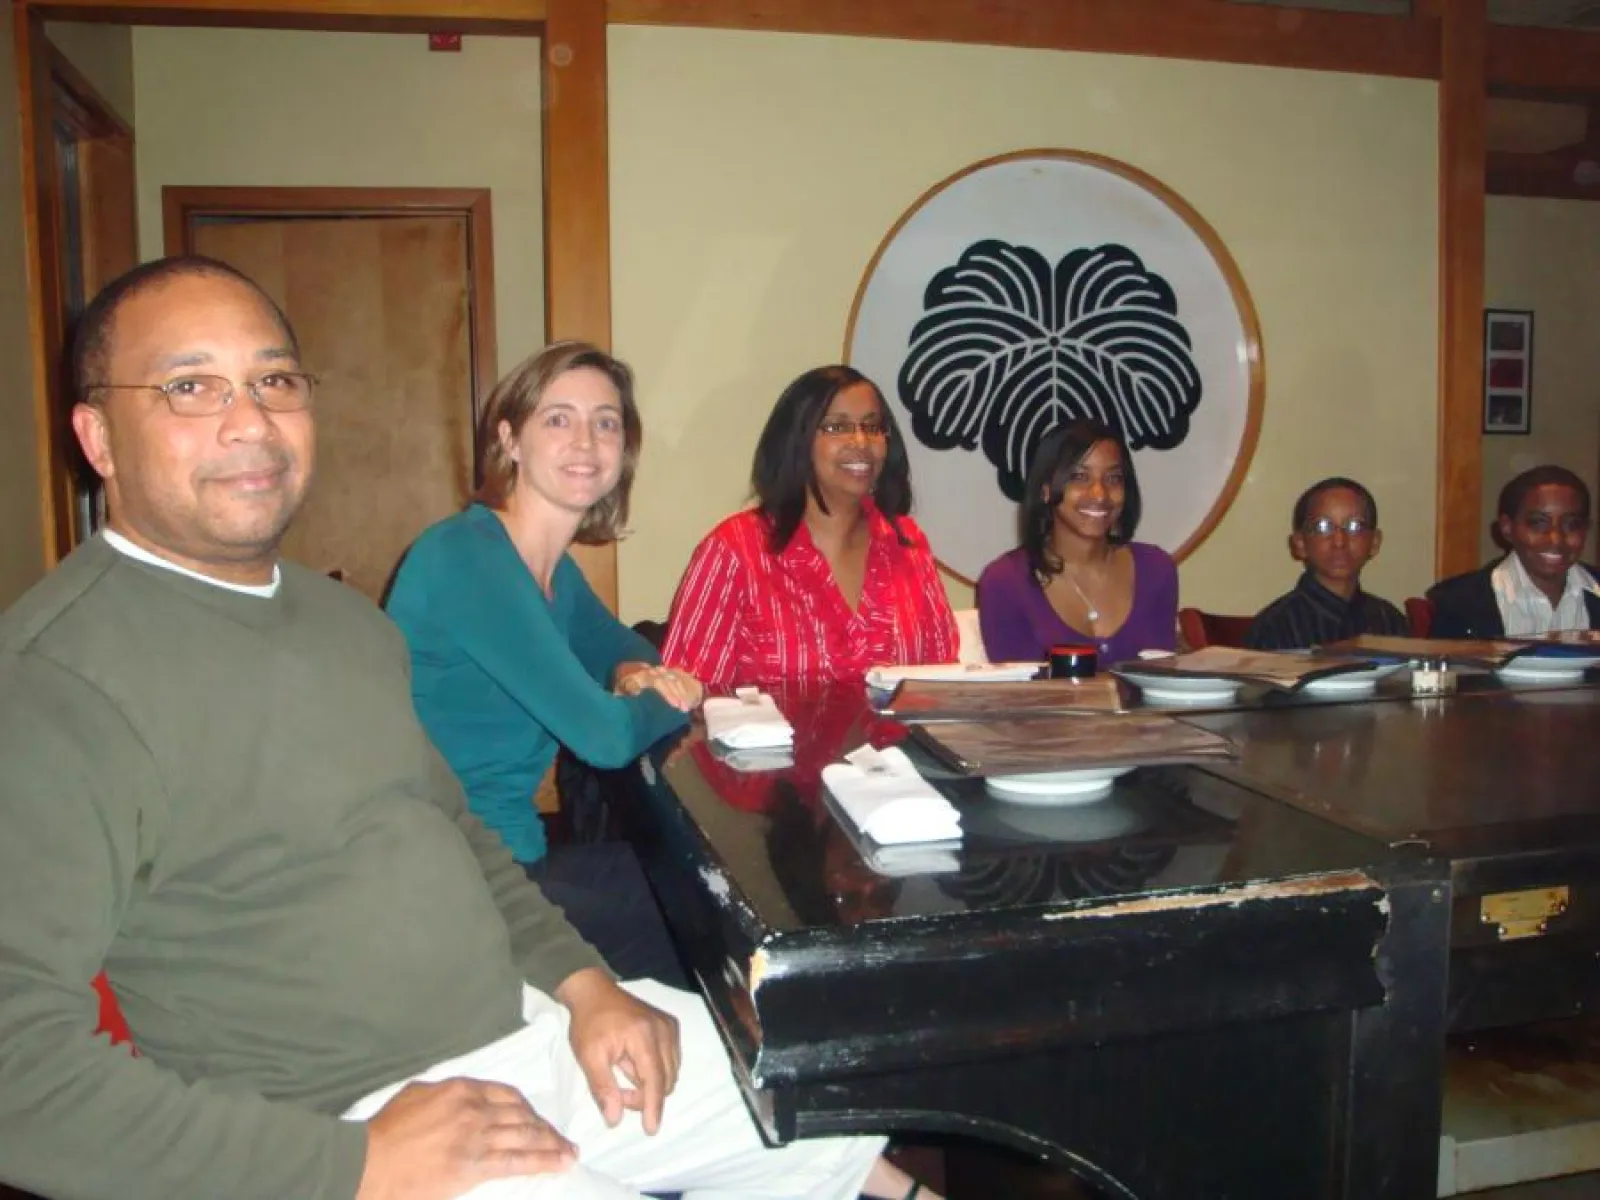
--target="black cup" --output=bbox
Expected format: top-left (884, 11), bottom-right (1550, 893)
top-left (1049, 643), bottom-right (1098, 679)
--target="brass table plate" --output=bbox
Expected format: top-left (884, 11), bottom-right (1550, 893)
top-left (1481, 886), bottom-right (1570, 941)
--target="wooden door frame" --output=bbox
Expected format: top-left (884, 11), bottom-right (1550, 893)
top-left (22, 0), bottom-right (1600, 601)
top-left (163, 186), bottom-right (499, 440)
top-left (16, 11), bottom-right (140, 562)
top-left (50, 45), bottom-right (137, 301)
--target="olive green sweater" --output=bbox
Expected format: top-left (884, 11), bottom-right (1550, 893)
top-left (0, 538), bottom-right (608, 1200)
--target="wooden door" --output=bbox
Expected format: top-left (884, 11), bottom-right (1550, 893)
top-left (191, 215), bottom-right (477, 602)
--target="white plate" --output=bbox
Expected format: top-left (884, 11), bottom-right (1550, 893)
top-left (1115, 670), bottom-right (1242, 706)
top-left (864, 662), bottom-right (1044, 689)
top-left (1302, 662), bottom-right (1406, 697)
top-left (985, 766), bottom-right (1134, 806)
top-left (1496, 654), bottom-right (1600, 683)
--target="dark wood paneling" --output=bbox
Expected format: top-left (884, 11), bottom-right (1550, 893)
top-left (23, 0), bottom-right (542, 33)
top-left (608, 0), bottom-right (1440, 78)
top-left (1489, 23), bottom-right (1600, 93)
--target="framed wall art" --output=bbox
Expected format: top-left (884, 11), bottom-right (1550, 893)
top-left (1483, 308), bottom-right (1533, 436)
top-left (846, 149), bottom-right (1264, 580)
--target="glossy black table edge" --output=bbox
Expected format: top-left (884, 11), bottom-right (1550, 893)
top-left (762, 857), bottom-right (1452, 1200)
top-left (869, 663), bottom-right (1600, 723)
top-left (622, 745), bottom-right (1454, 1200)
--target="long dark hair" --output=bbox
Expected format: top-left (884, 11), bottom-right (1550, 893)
top-left (1020, 420), bottom-right (1143, 581)
top-left (750, 365), bottom-right (913, 552)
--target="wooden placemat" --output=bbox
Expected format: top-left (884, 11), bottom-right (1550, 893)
top-left (910, 712), bottom-right (1237, 776)
top-left (879, 676), bottom-right (1128, 722)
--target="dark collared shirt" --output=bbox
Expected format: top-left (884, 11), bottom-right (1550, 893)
top-left (1244, 571), bottom-right (1409, 650)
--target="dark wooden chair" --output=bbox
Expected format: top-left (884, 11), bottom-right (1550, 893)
top-left (1404, 597), bottom-right (1435, 638)
top-left (551, 619), bottom-right (670, 847)
top-left (1178, 607), bottom-right (1254, 650)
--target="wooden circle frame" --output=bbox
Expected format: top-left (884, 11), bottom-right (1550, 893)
top-left (844, 147), bottom-right (1266, 585)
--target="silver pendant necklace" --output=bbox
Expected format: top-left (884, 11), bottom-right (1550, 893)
top-left (1066, 574), bottom-right (1101, 624)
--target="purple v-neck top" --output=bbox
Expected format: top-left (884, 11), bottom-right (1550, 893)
top-left (976, 542), bottom-right (1179, 667)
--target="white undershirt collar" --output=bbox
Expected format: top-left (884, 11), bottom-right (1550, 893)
top-left (102, 529), bottom-right (281, 598)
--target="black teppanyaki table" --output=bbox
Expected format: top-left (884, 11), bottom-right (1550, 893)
top-left (619, 680), bottom-right (1463, 1200)
top-left (1189, 685), bottom-right (1600, 1034)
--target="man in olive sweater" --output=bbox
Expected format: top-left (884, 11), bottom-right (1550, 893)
top-left (0, 258), bottom-right (887, 1200)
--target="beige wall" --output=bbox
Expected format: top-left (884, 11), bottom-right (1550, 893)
top-left (1482, 197), bottom-right (1600, 564)
top-left (610, 26), bottom-right (1439, 623)
top-left (0, 27), bottom-right (46, 605)
top-left (132, 26), bottom-right (545, 372)
top-left (45, 21), bottom-right (135, 126)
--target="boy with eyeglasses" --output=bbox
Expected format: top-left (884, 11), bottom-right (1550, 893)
top-left (1245, 476), bottom-right (1409, 650)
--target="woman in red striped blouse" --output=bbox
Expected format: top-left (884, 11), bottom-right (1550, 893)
top-left (663, 365), bottom-right (958, 686)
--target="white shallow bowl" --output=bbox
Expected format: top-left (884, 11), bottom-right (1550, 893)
top-left (1116, 671), bottom-right (1242, 706)
top-left (1302, 662), bottom-right (1406, 697)
top-left (1496, 654), bottom-right (1600, 684)
top-left (985, 765), bottom-right (1134, 807)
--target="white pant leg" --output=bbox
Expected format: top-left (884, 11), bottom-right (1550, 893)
top-left (342, 988), bottom-right (643, 1200)
top-left (573, 981), bottom-right (884, 1200)
top-left (343, 980), bottom-right (884, 1200)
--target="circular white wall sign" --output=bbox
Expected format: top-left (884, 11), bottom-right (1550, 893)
top-left (846, 150), bottom-right (1264, 582)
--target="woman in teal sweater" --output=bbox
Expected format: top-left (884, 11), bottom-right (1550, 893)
top-left (386, 341), bottom-right (701, 982)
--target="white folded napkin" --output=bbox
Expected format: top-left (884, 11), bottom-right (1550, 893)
top-left (857, 839), bottom-right (962, 878)
top-left (822, 745), bottom-right (963, 846)
top-left (712, 745), bottom-right (796, 774)
top-left (703, 688), bottom-right (795, 750)
top-left (864, 661), bottom-right (1044, 690)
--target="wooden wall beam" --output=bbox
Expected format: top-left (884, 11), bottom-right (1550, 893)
top-left (543, 0), bottom-right (618, 610)
top-left (608, 0), bottom-right (1440, 79)
top-left (1489, 24), bottom-right (1600, 93)
top-left (1488, 148), bottom-right (1600, 200)
top-left (14, 6), bottom-right (75, 566)
top-left (1437, 0), bottom-right (1487, 581)
top-left (20, 0), bottom-right (543, 34)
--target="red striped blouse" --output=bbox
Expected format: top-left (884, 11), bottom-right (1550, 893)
top-left (663, 502), bottom-right (958, 686)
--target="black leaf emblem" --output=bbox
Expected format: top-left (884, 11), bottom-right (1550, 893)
top-left (898, 239), bottom-right (1203, 501)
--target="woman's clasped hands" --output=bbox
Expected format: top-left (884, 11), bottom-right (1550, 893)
top-left (614, 663), bottom-right (704, 712)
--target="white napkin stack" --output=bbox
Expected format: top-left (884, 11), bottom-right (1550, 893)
top-left (856, 839), bottom-right (962, 878)
top-left (865, 661), bottom-right (1044, 690)
top-left (822, 745), bottom-right (963, 846)
top-left (703, 688), bottom-right (795, 750)
top-left (712, 745), bottom-right (796, 774)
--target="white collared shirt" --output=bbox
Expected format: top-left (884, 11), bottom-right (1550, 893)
top-left (102, 529), bottom-right (281, 598)
top-left (1491, 552), bottom-right (1595, 636)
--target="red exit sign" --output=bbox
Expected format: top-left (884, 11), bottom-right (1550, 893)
top-left (428, 32), bottom-right (462, 52)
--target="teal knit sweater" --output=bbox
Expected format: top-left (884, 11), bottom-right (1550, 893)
top-left (385, 504), bottom-right (687, 861)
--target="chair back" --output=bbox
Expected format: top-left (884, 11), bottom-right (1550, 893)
top-left (632, 619), bottom-right (668, 651)
top-left (1404, 597), bottom-right (1435, 638)
top-left (953, 608), bottom-right (989, 664)
top-left (1178, 607), bottom-right (1254, 650)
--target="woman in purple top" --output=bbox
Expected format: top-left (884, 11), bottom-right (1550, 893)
top-left (977, 419), bottom-right (1179, 666)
